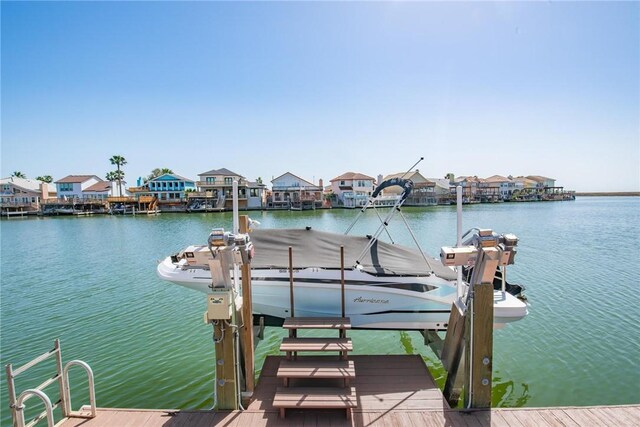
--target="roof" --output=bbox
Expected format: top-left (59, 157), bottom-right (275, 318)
top-left (250, 228), bottom-right (457, 280)
top-left (526, 175), bottom-right (555, 182)
top-left (271, 172), bottom-right (316, 187)
top-left (0, 177), bottom-right (47, 193)
top-left (55, 175), bottom-right (100, 184)
top-left (382, 170), bottom-right (428, 183)
top-left (428, 178), bottom-right (452, 190)
top-left (330, 172), bottom-right (375, 182)
top-left (148, 173), bottom-right (194, 183)
top-left (455, 176), bottom-right (484, 183)
top-left (199, 168), bottom-right (243, 177)
top-left (83, 181), bottom-right (112, 193)
top-left (484, 175), bottom-right (512, 183)
top-left (513, 176), bottom-right (538, 185)
top-left (248, 181), bottom-right (266, 187)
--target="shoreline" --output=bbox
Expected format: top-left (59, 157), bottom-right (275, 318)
top-left (575, 192), bottom-right (639, 197)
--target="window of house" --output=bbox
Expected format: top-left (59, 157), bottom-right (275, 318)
top-left (224, 177), bottom-right (233, 185)
top-left (250, 188), bottom-right (258, 197)
top-left (340, 181), bottom-right (345, 185)
top-left (206, 177), bottom-right (216, 184)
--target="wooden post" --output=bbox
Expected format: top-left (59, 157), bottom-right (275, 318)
top-left (288, 246), bottom-right (295, 318)
top-left (239, 215), bottom-right (255, 393)
top-left (463, 247), bottom-right (499, 409)
top-left (340, 245), bottom-right (346, 339)
top-left (340, 246), bottom-right (345, 318)
top-left (442, 301), bottom-right (466, 407)
top-left (214, 321), bottom-right (238, 410)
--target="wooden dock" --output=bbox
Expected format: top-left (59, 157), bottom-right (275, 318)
top-left (59, 355), bottom-right (640, 426)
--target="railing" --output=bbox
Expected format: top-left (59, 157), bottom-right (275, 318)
top-left (5, 339), bottom-right (96, 427)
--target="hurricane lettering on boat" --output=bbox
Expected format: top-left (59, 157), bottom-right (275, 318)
top-left (353, 296), bottom-right (389, 304)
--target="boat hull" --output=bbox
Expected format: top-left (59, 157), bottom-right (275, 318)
top-left (157, 257), bottom-right (528, 330)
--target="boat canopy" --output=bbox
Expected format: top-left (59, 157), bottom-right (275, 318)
top-left (250, 228), bottom-right (457, 279)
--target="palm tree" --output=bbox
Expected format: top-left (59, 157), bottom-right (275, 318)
top-left (109, 155), bottom-right (127, 196)
top-left (36, 175), bottom-right (53, 183)
top-left (11, 171), bottom-right (26, 178)
top-left (148, 167), bottom-right (174, 181)
top-left (106, 170), bottom-right (125, 196)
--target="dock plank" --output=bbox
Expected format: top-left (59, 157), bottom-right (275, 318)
top-left (56, 355), bottom-right (640, 427)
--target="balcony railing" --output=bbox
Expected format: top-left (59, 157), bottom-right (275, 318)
top-left (196, 180), bottom-right (248, 188)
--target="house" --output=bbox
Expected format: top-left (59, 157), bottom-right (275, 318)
top-left (511, 176), bottom-right (541, 201)
top-left (0, 177), bottom-right (56, 212)
top-left (381, 170), bottom-right (437, 206)
top-left (429, 178), bottom-right (455, 205)
top-left (483, 175), bottom-right (516, 201)
top-left (55, 175), bottom-right (103, 200)
top-left (194, 168), bottom-right (266, 210)
top-left (526, 175), bottom-right (567, 200)
top-left (329, 172), bottom-right (376, 207)
top-left (453, 176), bottom-right (485, 202)
top-left (269, 172), bottom-right (323, 210)
top-left (526, 176), bottom-right (556, 189)
top-left (82, 181), bottom-right (119, 200)
top-left (147, 173), bottom-right (196, 203)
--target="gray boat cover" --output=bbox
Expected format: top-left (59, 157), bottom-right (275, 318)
top-left (250, 228), bottom-right (457, 279)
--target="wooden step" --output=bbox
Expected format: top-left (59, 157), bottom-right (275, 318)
top-left (280, 338), bottom-right (352, 352)
top-left (273, 386), bottom-right (357, 419)
top-left (277, 359), bottom-right (355, 386)
top-left (283, 317), bottom-right (351, 330)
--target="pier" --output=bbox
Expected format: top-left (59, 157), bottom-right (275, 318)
top-left (55, 359), bottom-right (640, 426)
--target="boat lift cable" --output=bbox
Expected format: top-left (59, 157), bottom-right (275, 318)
top-left (344, 157), bottom-right (423, 236)
top-left (397, 209), bottom-right (434, 272)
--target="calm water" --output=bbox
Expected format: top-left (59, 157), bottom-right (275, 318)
top-left (1, 197), bottom-right (639, 423)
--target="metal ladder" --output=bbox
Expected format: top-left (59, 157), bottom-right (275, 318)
top-left (5, 339), bottom-right (96, 427)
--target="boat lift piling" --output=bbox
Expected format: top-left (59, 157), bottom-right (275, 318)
top-left (203, 215), bottom-right (255, 410)
top-left (438, 228), bottom-right (519, 409)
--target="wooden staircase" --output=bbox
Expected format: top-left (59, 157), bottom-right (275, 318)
top-left (272, 317), bottom-right (358, 419)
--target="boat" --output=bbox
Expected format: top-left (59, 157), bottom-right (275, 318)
top-left (157, 176), bottom-right (528, 331)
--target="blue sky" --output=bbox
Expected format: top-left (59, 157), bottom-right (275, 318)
top-left (2, 2), bottom-right (638, 191)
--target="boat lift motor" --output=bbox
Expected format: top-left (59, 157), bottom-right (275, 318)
top-left (203, 228), bottom-right (254, 322)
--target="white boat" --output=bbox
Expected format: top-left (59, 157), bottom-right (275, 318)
top-left (157, 227), bottom-right (528, 330)
top-left (157, 174), bottom-right (528, 330)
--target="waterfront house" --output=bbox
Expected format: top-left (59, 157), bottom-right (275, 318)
top-left (330, 172), bottom-right (376, 208)
top-left (55, 175), bottom-right (104, 200)
top-left (429, 178), bottom-right (455, 204)
top-left (269, 172), bottom-right (323, 210)
top-left (453, 176), bottom-right (485, 202)
top-left (526, 175), bottom-right (556, 189)
top-left (525, 175), bottom-right (569, 200)
top-left (82, 180), bottom-right (122, 200)
top-left (381, 170), bottom-right (437, 206)
top-left (193, 168), bottom-right (266, 210)
top-left (147, 173), bottom-right (196, 204)
top-left (0, 177), bottom-right (56, 213)
top-left (483, 175), bottom-right (516, 201)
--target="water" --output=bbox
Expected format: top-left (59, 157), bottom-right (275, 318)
top-left (1, 197), bottom-right (639, 423)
